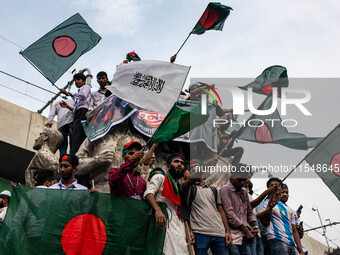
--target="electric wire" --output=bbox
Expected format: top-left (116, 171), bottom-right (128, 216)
top-left (0, 83), bottom-right (46, 103)
top-left (0, 35), bottom-right (24, 49)
top-left (0, 70), bottom-right (57, 95)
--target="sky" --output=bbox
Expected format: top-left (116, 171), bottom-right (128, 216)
top-left (1, 0), bottom-right (340, 248)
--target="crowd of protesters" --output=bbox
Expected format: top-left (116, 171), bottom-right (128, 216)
top-left (0, 69), bottom-right (308, 255)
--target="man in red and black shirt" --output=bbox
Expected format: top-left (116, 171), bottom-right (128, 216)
top-left (108, 141), bottom-right (145, 200)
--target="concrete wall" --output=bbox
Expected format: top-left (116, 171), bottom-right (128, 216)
top-left (0, 98), bottom-right (51, 152)
top-left (0, 99), bottom-right (56, 183)
top-left (302, 234), bottom-right (329, 255)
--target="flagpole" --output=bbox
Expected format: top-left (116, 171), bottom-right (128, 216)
top-left (217, 137), bottom-right (234, 160)
top-left (216, 94), bottom-right (271, 158)
top-left (280, 123), bottom-right (340, 183)
top-left (20, 51), bottom-right (60, 89)
top-left (174, 33), bottom-right (192, 56)
top-left (142, 104), bottom-right (176, 151)
top-left (235, 94), bottom-right (271, 138)
top-left (280, 157), bottom-right (307, 183)
top-left (141, 66), bottom-right (191, 150)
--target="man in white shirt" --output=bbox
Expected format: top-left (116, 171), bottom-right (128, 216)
top-left (88, 71), bottom-right (110, 111)
top-left (60, 73), bottom-right (91, 154)
top-left (0, 190), bottom-right (11, 228)
top-left (144, 154), bottom-right (190, 255)
top-left (46, 99), bottom-right (74, 156)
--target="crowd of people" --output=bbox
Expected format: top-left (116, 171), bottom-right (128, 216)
top-left (1, 148), bottom-right (307, 255)
top-left (0, 70), bottom-right (308, 255)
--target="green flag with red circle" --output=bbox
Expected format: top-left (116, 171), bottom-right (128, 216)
top-left (0, 187), bottom-right (167, 255)
top-left (235, 95), bottom-right (321, 150)
top-left (305, 124), bottom-right (340, 201)
top-left (20, 13), bottom-right (101, 84)
top-left (191, 2), bottom-right (233, 35)
top-left (238, 65), bottom-right (289, 96)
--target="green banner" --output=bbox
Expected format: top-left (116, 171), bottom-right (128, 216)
top-left (0, 187), bottom-right (167, 255)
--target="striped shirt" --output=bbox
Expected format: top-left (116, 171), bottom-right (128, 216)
top-left (257, 199), bottom-right (296, 246)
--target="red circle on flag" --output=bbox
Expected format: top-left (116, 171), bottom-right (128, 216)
top-left (331, 153), bottom-right (340, 177)
top-left (62, 214), bottom-right (107, 255)
top-left (261, 84), bottom-right (273, 95)
top-left (199, 8), bottom-right (218, 28)
top-left (53, 36), bottom-right (77, 57)
top-left (255, 124), bottom-right (273, 142)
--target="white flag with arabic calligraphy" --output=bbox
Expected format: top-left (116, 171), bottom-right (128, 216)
top-left (106, 60), bottom-right (190, 115)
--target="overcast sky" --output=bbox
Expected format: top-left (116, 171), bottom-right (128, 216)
top-left (1, 0), bottom-right (340, 248)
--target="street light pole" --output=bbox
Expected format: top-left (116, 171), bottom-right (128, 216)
top-left (312, 206), bottom-right (331, 253)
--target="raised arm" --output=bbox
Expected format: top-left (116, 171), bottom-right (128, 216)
top-left (250, 185), bottom-right (275, 209)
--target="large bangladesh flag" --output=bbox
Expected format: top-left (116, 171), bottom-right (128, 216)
top-left (238, 65), bottom-right (288, 96)
top-left (20, 13), bottom-right (101, 84)
top-left (305, 124), bottom-right (340, 201)
top-left (191, 2), bottom-right (233, 35)
top-left (235, 96), bottom-right (321, 150)
top-left (0, 187), bottom-right (167, 255)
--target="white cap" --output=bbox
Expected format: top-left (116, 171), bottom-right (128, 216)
top-left (0, 190), bottom-right (11, 198)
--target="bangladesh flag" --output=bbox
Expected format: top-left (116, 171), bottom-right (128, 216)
top-left (235, 96), bottom-right (321, 150)
top-left (0, 187), bottom-right (167, 255)
top-left (82, 95), bottom-right (137, 141)
top-left (305, 124), bottom-right (340, 201)
top-left (148, 100), bottom-right (209, 145)
top-left (162, 173), bottom-right (181, 206)
top-left (126, 51), bottom-right (141, 62)
top-left (20, 13), bottom-right (101, 84)
top-left (191, 2), bottom-right (233, 35)
top-left (238, 65), bottom-right (288, 96)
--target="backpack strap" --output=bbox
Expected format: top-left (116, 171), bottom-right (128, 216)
top-left (210, 186), bottom-right (219, 207)
top-left (188, 185), bottom-right (198, 211)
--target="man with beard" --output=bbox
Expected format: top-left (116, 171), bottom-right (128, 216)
top-left (49, 154), bottom-right (88, 190)
top-left (144, 153), bottom-right (190, 255)
top-left (108, 141), bottom-right (145, 199)
top-left (0, 190), bottom-right (11, 228)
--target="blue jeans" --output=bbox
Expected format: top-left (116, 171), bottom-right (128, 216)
top-left (194, 233), bottom-right (229, 255)
top-left (267, 239), bottom-right (298, 255)
top-left (255, 236), bottom-right (264, 255)
top-left (229, 239), bottom-right (251, 255)
top-left (58, 123), bottom-right (73, 156)
top-left (249, 236), bottom-right (256, 255)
